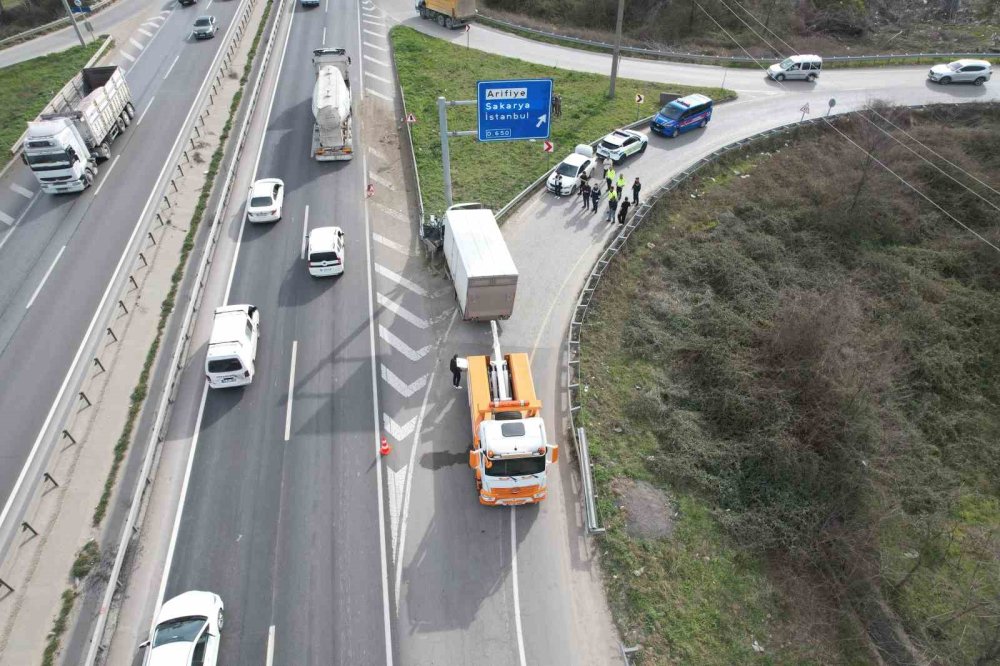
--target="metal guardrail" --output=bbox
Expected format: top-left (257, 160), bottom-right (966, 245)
top-left (82, 0), bottom-right (284, 660)
top-left (478, 15), bottom-right (999, 65)
top-left (0, 0), bottom-right (116, 49)
top-left (576, 428), bottom-right (604, 534)
top-left (388, 33), bottom-right (424, 229)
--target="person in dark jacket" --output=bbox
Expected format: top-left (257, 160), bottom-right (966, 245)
top-left (450, 354), bottom-right (462, 389)
top-left (580, 182), bottom-right (591, 208)
top-left (590, 185), bottom-right (600, 213)
top-left (618, 197), bottom-right (631, 224)
top-left (632, 177), bottom-right (641, 205)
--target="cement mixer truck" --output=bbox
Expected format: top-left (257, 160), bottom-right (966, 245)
top-left (466, 321), bottom-right (558, 506)
top-left (311, 48), bottom-right (353, 161)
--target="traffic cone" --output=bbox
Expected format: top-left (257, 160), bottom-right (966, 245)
top-left (379, 436), bottom-right (391, 456)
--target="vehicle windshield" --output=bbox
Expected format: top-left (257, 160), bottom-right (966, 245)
top-left (249, 196), bottom-right (273, 207)
top-left (485, 454), bottom-right (546, 477)
top-left (208, 357), bottom-right (243, 373)
top-left (25, 152), bottom-right (71, 169)
top-left (310, 251), bottom-right (340, 263)
top-left (195, 17), bottom-right (212, 26)
top-left (555, 162), bottom-right (578, 177)
top-left (947, 61), bottom-right (962, 71)
top-left (657, 104), bottom-right (684, 120)
top-left (779, 57), bottom-right (794, 69)
top-left (152, 616), bottom-right (206, 647)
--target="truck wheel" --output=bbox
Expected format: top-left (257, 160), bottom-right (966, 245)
top-left (418, 6), bottom-right (427, 18)
top-left (124, 102), bottom-right (135, 119)
top-left (98, 142), bottom-right (111, 161)
top-left (120, 112), bottom-right (131, 128)
top-left (82, 172), bottom-right (94, 188)
top-left (445, 16), bottom-right (454, 28)
top-left (436, 14), bottom-right (446, 27)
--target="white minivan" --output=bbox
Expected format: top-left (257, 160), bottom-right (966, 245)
top-left (306, 226), bottom-right (345, 276)
top-left (205, 304), bottom-right (259, 389)
top-left (767, 54), bottom-right (822, 82)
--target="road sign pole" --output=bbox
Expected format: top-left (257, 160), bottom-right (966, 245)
top-left (438, 96), bottom-right (454, 208)
top-left (61, 0), bottom-right (87, 46)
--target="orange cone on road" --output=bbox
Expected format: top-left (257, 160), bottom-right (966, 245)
top-left (380, 436), bottom-right (391, 456)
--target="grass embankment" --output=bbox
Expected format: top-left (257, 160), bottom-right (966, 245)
top-left (0, 39), bottom-right (103, 170)
top-left (580, 104), bottom-right (1000, 664)
top-left (390, 26), bottom-right (734, 217)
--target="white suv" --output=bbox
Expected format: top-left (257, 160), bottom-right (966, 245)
top-left (928, 59), bottom-right (992, 85)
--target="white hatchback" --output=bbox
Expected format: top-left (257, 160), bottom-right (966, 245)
top-left (307, 226), bottom-right (345, 276)
top-left (246, 178), bottom-right (284, 222)
top-left (141, 591), bottom-right (224, 666)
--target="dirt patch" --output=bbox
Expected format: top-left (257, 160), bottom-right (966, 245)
top-left (611, 477), bottom-right (675, 540)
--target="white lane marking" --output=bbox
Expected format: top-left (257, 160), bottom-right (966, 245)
top-left (382, 413), bottom-right (416, 441)
top-left (129, 37), bottom-right (145, 51)
top-left (386, 465), bottom-right (406, 562)
top-left (431, 396), bottom-right (455, 425)
top-left (0, 192), bottom-right (39, 252)
top-left (366, 88), bottom-right (392, 102)
top-left (25, 245), bottom-right (66, 310)
top-left (151, 386), bottom-right (208, 637)
top-left (393, 309), bottom-right (459, 611)
top-left (371, 233), bottom-right (412, 257)
top-left (380, 364), bottom-right (427, 397)
top-left (364, 70), bottom-right (391, 85)
top-left (0, 210), bottom-right (13, 226)
top-left (138, 27), bottom-right (154, 37)
top-left (362, 19), bottom-right (384, 26)
top-left (367, 146), bottom-right (386, 160)
top-left (266, 625), bottom-right (275, 666)
top-left (9, 183), bottom-right (33, 199)
top-left (363, 54), bottom-right (388, 67)
top-left (120, 50), bottom-right (137, 63)
top-left (363, 40), bottom-right (386, 51)
top-left (374, 203), bottom-right (406, 222)
top-left (301, 205), bottom-right (309, 259)
top-left (92, 154), bottom-right (120, 198)
top-left (511, 507), bottom-right (527, 666)
top-left (205, 0), bottom-right (212, 7)
top-left (367, 170), bottom-right (395, 190)
top-left (362, 154), bottom-right (394, 665)
top-left (376, 293), bottom-right (427, 328)
top-left (363, 28), bottom-right (381, 38)
top-left (136, 96), bottom-right (156, 126)
top-left (284, 341), bottom-right (297, 441)
top-left (164, 54), bottom-right (180, 79)
top-left (322, 26), bottom-right (327, 44)
top-left (378, 325), bottom-right (431, 361)
top-left (362, 11), bottom-right (380, 18)
top-left (324, 0), bottom-right (328, 11)
top-left (374, 263), bottom-right (427, 297)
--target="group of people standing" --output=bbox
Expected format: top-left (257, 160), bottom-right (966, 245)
top-left (577, 159), bottom-right (641, 226)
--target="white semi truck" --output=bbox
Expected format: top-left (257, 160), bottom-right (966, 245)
top-left (311, 48), bottom-right (353, 161)
top-left (22, 65), bottom-right (134, 194)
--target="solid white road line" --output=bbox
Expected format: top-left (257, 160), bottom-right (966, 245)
top-left (92, 154), bottom-right (120, 198)
top-left (9, 183), bottom-right (33, 199)
top-left (25, 245), bottom-right (66, 310)
top-left (164, 54), bottom-right (180, 79)
top-left (266, 625), bottom-right (276, 666)
top-left (301, 205), bottom-right (309, 259)
top-left (129, 37), bottom-right (145, 51)
top-left (362, 154), bottom-right (395, 665)
top-left (364, 71), bottom-right (391, 84)
top-left (322, 26), bottom-right (326, 44)
top-left (374, 263), bottom-right (428, 297)
top-left (136, 96), bottom-right (156, 126)
top-left (363, 40), bottom-right (386, 51)
top-left (366, 88), bottom-right (392, 102)
top-left (324, 0), bottom-right (328, 11)
top-left (285, 341), bottom-right (297, 441)
top-left (0, 192), bottom-right (39, 253)
top-left (363, 54), bottom-right (388, 67)
top-left (376, 293), bottom-right (427, 329)
top-left (511, 508), bottom-right (527, 666)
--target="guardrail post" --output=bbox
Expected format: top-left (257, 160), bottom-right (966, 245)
top-left (138, 252), bottom-right (148, 268)
top-left (62, 429), bottom-right (77, 445)
top-left (93, 357), bottom-right (106, 374)
top-left (0, 578), bottom-right (12, 595)
top-left (106, 327), bottom-right (118, 343)
top-left (117, 300), bottom-right (128, 316)
top-left (21, 521), bottom-right (37, 537)
top-left (128, 275), bottom-right (139, 291)
top-left (43, 472), bottom-right (59, 489)
top-left (78, 391), bottom-right (92, 408)
top-left (147, 232), bottom-right (157, 247)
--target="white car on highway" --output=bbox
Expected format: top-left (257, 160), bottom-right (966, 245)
top-left (927, 59), bottom-right (992, 85)
top-left (141, 591), bottom-right (224, 666)
top-left (595, 128), bottom-right (648, 163)
top-left (246, 178), bottom-right (284, 222)
top-left (546, 144), bottom-right (596, 196)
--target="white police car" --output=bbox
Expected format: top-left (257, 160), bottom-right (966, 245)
top-left (595, 129), bottom-right (648, 163)
top-left (546, 144), bottom-right (596, 196)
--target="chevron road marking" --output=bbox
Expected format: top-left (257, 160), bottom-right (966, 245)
top-left (379, 325), bottom-right (431, 361)
top-left (372, 233), bottom-right (415, 257)
top-left (376, 293), bottom-right (428, 328)
top-left (381, 364), bottom-right (427, 398)
top-left (368, 170), bottom-right (395, 190)
top-left (386, 465), bottom-right (407, 563)
top-left (383, 413), bottom-right (417, 441)
top-left (375, 263), bottom-right (427, 297)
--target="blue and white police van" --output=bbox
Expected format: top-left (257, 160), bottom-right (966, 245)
top-left (650, 94), bottom-right (714, 138)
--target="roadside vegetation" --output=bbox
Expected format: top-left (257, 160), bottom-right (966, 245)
top-left (480, 0), bottom-right (1000, 59)
top-left (390, 26), bottom-right (734, 217)
top-left (0, 0), bottom-right (72, 42)
top-left (0, 38), bottom-right (102, 170)
top-left (579, 103), bottom-right (1000, 664)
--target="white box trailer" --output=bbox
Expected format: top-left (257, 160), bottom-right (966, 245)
top-left (443, 204), bottom-right (518, 321)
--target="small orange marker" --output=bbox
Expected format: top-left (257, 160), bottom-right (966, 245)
top-left (379, 436), bottom-right (391, 456)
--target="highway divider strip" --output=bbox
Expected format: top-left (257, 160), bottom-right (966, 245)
top-left (81, 0), bottom-right (287, 660)
top-left (476, 15), bottom-right (999, 67)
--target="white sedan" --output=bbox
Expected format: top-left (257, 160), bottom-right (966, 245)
top-left (142, 591), bottom-right (224, 666)
top-left (595, 128), bottom-right (648, 163)
top-left (546, 145), bottom-right (596, 196)
top-left (246, 178), bottom-right (284, 222)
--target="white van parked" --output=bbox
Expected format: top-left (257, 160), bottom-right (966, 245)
top-left (205, 304), bottom-right (260, 389)
top-left (767, 54), bottom-right (822, 82)
top-left (306, 226), bottom-right (346, 276)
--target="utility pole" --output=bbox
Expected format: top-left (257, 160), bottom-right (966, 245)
top-left (60, 0), bottom-right (87, 47)
top-left (608, 0), bottom-right (626, 99)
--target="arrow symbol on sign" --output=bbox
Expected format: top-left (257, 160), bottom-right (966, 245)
top-left (535, 114), bottom-right (547, 128)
